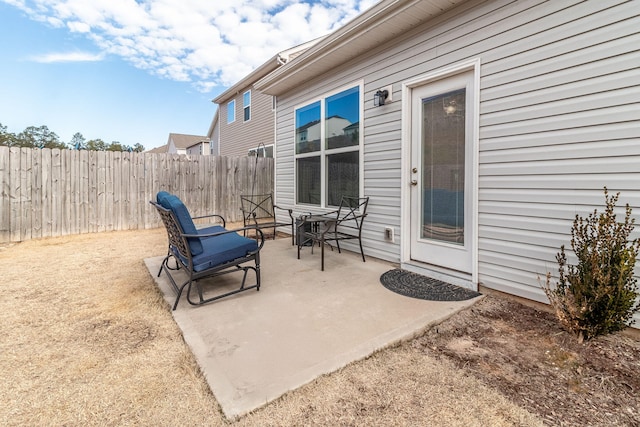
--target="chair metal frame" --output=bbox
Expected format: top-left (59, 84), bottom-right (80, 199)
top-left (240, 192), bottom-right (295, 245)
top-left (297, 196), bottom-right (369, 271)
top-left (156, 212), bottom-right (227, 276)
top-left (151, 201), bottom-right (264, 310)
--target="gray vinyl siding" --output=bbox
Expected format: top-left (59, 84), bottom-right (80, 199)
top-left (274, 0), bottom-right (640, 321)
top-left (219, 89), bottom-right (274, 157)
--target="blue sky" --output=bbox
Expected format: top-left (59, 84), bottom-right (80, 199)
top-left (0, 0), bottom-right (376, 150)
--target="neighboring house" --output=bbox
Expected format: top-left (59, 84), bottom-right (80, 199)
top-left (295, 116), bottom-right (353, 153)
top-left (167, 133), bottom-right (210, 155)
top-left (146, 144), bottom-right (168, 154)
top-left (186, 139), bottom-right (210, 156)
top-left (212, 39), bottom-right (321, 157)
top-left (254, 0), bottom-right (640, 324)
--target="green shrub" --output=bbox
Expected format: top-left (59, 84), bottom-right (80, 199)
top-left (544, 188), bottom-right (640, 342)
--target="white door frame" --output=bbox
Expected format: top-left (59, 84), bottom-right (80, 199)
top-left (400, 58), bottom-right (481, 289)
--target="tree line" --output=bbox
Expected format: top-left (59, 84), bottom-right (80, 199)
top-left (0, 122), bottom-right (145, 152)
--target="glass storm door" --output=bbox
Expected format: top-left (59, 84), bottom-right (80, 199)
top-left (410, 71), bottom-right (474, 273)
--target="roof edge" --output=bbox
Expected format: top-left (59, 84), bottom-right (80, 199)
top-left (255, 0), bottom-right (406, 93)
top-left (213, 37), bottom-right (325, 105)
top-left (213, 55), bottom-right (280, 104)
top-left (255, 0), bottom-right (463, 95)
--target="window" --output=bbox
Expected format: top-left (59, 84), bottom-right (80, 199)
top-left (227, 100), bottom-right (235, 124)
top-left (243, 90), bottom-right (251, 122)
top-left (248, 144), bottom-right (274, 158)
top-left (295, 84), bottom-right (361, 207)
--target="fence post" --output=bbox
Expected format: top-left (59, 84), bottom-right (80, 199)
top-left (0, 147), bottom-right (10, 243)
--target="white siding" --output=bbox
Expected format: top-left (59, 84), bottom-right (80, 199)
top-left (274, 0), bottom-right (640, 323)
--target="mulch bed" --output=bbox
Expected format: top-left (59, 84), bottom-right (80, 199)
top-left (414, 294), bottom-right (640, 426)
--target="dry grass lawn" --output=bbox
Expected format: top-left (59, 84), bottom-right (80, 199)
top-left (0, 229), bottom-right (544, 426)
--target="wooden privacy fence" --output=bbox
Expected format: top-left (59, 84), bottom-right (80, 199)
top-left (0, 146), bottom-right (274, 243)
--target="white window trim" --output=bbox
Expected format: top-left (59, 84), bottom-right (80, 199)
top-left (227, 100), bottom-right (236, 124)
top-left (243, 90), bottom-right (251, 123)
top-left (293, 81), bottom-right (364, 210)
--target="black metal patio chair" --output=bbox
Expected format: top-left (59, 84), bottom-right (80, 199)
top-left (240, 192), bottom-right (295, 245)
top-left (151, 192), bottom-right (264, 310)
top-left (297, 196), bottom-right (369, 270)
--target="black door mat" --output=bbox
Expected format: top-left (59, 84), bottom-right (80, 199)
top-left (380, 269), bottom-right (481, 301)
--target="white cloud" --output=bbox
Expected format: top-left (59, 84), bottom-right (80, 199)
top-left (67, 20), bottom-right (90, 33)
top-left (29, 51), bottom-right (105, 63)
top-left (5, 0), bottom-right (377, 92)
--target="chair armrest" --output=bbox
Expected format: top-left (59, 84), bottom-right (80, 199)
top-left (317, 210), bottom-right (339, 221)
top-left (337, 212), bottom-right (367, 221)
top-left (332, 213), bottom-right (367, 236)
top-left (336, 212), bottom-right (367, 225)
top-left (192, 213), bottom-right (226, 227)
top-left (182, 226), bottom-right (265, 251)
top-left (273, 204), bottom-right (294, 219)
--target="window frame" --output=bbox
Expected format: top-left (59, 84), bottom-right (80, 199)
top-left (227, 100), bottom-right (236, 124)
top-left (293, 81), bottom-right (364, 209)
top-left (243, 90), bottom-right (251, 122)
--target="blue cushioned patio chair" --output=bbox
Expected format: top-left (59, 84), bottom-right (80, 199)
top-left (155, 191), bottom-right (227, 276)
top-left (151, 192), bottom-right (264, 310)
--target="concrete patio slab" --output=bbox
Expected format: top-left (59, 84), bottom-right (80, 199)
top-left (144, 238), bottom-right (481, 420)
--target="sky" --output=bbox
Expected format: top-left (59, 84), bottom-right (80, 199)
top-left (0, 0), bottom-right (377, 150)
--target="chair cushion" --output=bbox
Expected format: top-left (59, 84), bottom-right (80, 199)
top-left (159, 194), bottom-right (204, 256)
top-left (156, 191), bottom-right (172, 206)
top-left (191, 232), bottom-right (258, 272)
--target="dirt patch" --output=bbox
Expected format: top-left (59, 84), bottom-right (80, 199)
top-left (77, 316), bottom-right (157, 355)
top-left (415, 295), bottom-right (640, 426)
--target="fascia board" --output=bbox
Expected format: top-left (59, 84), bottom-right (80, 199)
top-left (256, 0), bottom-right (465, 94)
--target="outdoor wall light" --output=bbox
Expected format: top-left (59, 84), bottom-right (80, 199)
top-left (374, 89), bottom-right (389, 107)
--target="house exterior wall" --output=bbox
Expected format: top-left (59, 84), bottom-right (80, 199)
top-left (167, 138), bottom-right (186, 155)
top-left (210, 139), bottom-right (220, 156)
top-left (219, 87), bottom-right (275, 157)
top-left (186, 142), bottom-right (209, 156)
top-left (208, 115), bottom-right (220, 155)
top-left (273, 0), bottom-right (640, 314)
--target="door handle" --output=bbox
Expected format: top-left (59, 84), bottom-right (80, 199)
top-left (410, 180), bottom-right (418, 186)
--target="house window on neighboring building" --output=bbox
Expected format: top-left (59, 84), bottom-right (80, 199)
top-left (294, 84), bottom-right (361, 207)
top-left (243, 90), bottom-right (251, 122)
top-left (248, 144), bottom-right (274, 158)
top-left (227, 100), bottom-right (236, 124)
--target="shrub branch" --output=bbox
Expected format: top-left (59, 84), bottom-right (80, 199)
top-left (544, 188), bottom-right (640, 342)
